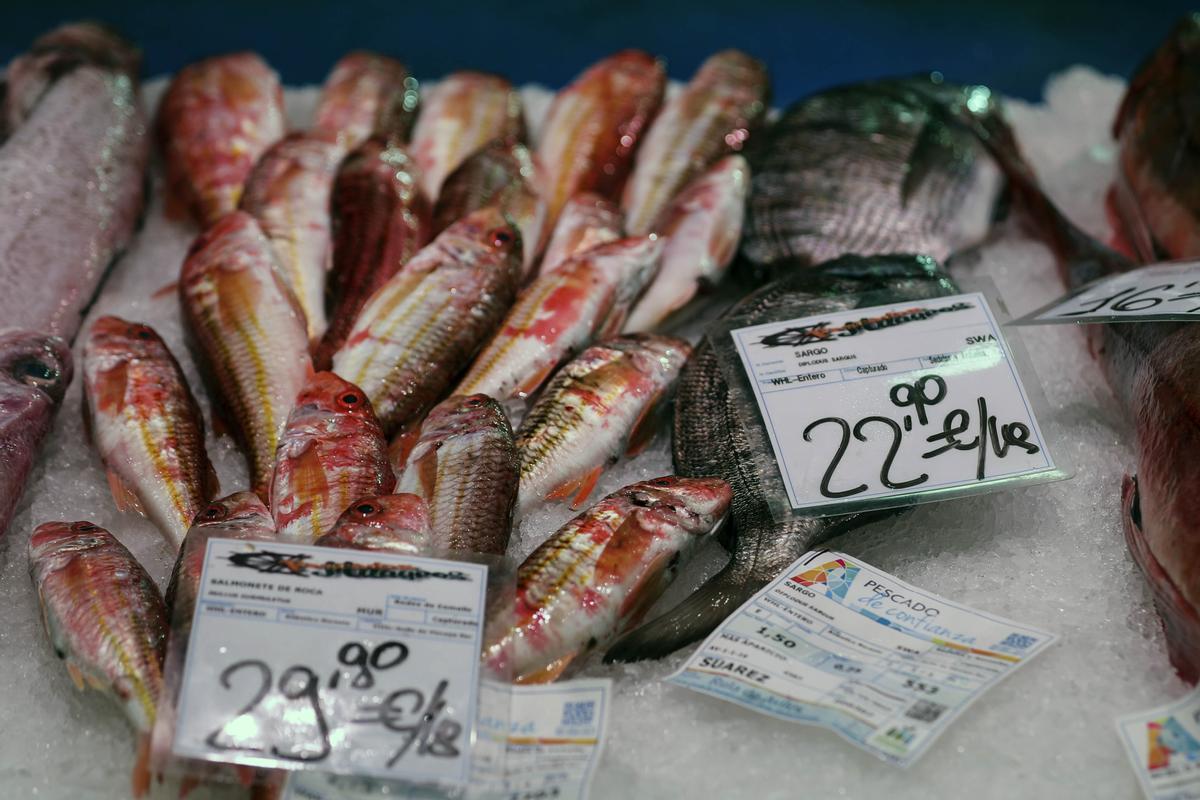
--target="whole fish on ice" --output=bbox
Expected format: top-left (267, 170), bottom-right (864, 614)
top-left (539, 193), bottom-right (623, 276)
top-left (313, 51), bottom-right (416, 151)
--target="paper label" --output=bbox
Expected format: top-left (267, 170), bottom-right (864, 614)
top-left (172, 538), bottom-right (488, 785)
top-left (729, 293), bottom-right (1055, 512)
top-left (669, 549), bottom-right (1056, 767)
top-left (1016, 261), bottom-right (1200, 324)
top-left (1117, 688), bottom-right (1200, 800)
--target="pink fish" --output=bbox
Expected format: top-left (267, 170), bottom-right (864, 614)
top-left (313, 51), bottom-right (416, 151)
top-left (539, 193), bottom-right (623, 276)
top-left (314, 493), bottom-right (431, 554)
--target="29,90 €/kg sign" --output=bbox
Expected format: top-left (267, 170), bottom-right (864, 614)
top-left (728, 292), bottom-right (1057, 513)
top-left (171, 538), bottom-right (488, 786)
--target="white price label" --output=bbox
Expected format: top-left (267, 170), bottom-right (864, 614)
top-left (670, 549), bottom-right (1056, 767)
top-left (1016, 261), bottom-right (1200, 324)
top-left (729, 292), bottom-right (1055, 512)
top-left (1117, 688), bottom-right (1200, 800)
top-left (171, 538), bottom-right (488, 785)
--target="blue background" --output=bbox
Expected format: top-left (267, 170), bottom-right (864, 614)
top-left (0, 1), bottom-right (1194, 104)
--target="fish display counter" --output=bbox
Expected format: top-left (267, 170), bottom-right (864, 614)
top-left (1, 13), bottom-right (1199, 800)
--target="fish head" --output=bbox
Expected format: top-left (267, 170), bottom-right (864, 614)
top-left (28, 521), bottom-right (111, 561)
top-left (336, 493), bottom-right (430, 534)
top-left (292, 371), bottom-right (378, 421)
top-left (1115, 14), bottom-right (1200, 138)
top-left (613, 334), bottom-right (693, 375)
top-left (449, 206), bottom-right (524, 263)
top-left (181, 210), bottom-right (270, 284)
top-left (84, 316), bottom-right (171, 370)
top-left (191, 491), bottom-right (273, 533)
top-left (589, 235), bottom-right (664, 297)
top-left (0, 328), bottom-right (73, 417)
top-left (421, 394), bottom-right (509, 440)
top-left (624, 476), bottom-right (732, 535)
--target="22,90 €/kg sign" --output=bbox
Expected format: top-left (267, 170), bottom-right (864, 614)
top-left (728, 293), bottom-right (1059, 514)
top-left (170, 539), bottom-right (488, 785)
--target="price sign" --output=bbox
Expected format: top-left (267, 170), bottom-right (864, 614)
top-left (171, 538), bottom-right (488, 785)
top-left (728, 292), bottom-right (1056, 513)
top-left (1016, 261), bottom-right (1200, 325)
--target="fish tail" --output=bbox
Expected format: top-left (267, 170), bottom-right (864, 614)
top-left (131, 733), bottom-right (154, 797)
top-left (603, 559), bottom-right (762, 663)
top-left (1123, 474), bottom-right (1200, 685)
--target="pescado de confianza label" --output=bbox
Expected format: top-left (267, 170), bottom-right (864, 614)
top-left (1116, 687), bottom-right (1200, 800)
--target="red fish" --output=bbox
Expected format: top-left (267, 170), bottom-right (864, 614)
top-left (313, 51), bottom-right (416, 151)
top-left (539, 192), bottom-right (623, 276)
top-left (158, 53), bottom-right (286, 226)
top-left (314, 493), bottom-right (431, 554)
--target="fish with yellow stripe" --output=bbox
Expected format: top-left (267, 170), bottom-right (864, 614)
top-left (482, 476), bottom-right (730, 683)
top-left (179, 210), bottom-right (312, 499)
top-left (29, 520), bottom-right (168, 797)
top-left (331, 206), bottom-right (522, 434)
top-left (270, 372), bottom-right (395, 542)
top-left (82, 316), bottom-right (218, 551)
top-left (515, 335), bottom-right (690, 513)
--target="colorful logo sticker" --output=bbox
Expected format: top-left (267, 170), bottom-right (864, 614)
top-left (1147, 716), bottom-right (1200, 771)
top-left (793, 558), bottom-right (860, 601)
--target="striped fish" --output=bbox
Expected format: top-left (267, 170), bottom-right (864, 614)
top-left (313, 51), bottom-right (416, 151)
top-left (539, 192), bottom-right (623, 276)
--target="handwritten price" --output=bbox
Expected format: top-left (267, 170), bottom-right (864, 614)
top-left (1063, 281), bottom-right (1200, 316)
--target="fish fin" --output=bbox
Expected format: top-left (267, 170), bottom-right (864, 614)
top-left (516, 361), bottom-right (558, 400)
top-left (131, 733), bottom-right (152, 798)
top-left (515, 653), bottom-right (576, 684)
top-left (1122, 474), bottom-right (1200, 684)
top-left (409, 446), bottom-right (440, 500)
top-left (106, 468), bottom-right (145, 516)
top-left (151, 281), bottom-right (178, 300)
top-left (66, 662), bottom-right (86, 691)
top-left (901, 112), bottom-right (954, 207)
top-left (625, 391), bottom-right (668, 458)
top-left (570, 466), bottom-right (604, 509)
top-left (389, 420), bottom-right (424, 477)
top-left (603, 558), bottom-right (763, 663)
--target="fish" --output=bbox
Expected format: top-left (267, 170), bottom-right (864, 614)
top-left (29, 520), bottom-right (168, 797)
top-left (313, 51), bottom-right (417, 151)
top-left (483, 476), bottom-right (731, 683)
top-left (535, 50), bottom-right (665, 233)
top-left (82, 317), bottom-right (217, 550)
top-left (454, 235), bottom-right (663, 407)
top-left (158, 52), bottom-right (286, 227)
top-left (516, 335), bottom-right (690, 514)
top-left (621, 49), bottom-right (768, 236)
top-left (0, 330), bottom-right (72, 538)
top-left (410, 71), bottom-right (525, 202)
top-left (539, 192), bottom-right (623, 276)
top-left (739, 76), bottom-right (1003, 282)
top-left (0, 26), bottom-right (148, 340)
top-left (430, 140), bottom-right (544, 278)
top-left (314, 493), bottom-right (431, 554)
top-left (624, 154), bottom-right (749, 332)
top-left (240, 132), bottom-right (344, 342)
top-left (179, 210), bottom-right (312, 499)
top-left (393, 394), bottom-right (518, 555)
top-left (604, 254), bottom-right (958, 663)
top-left (315, 137), bottom-right (431, 369)
top-left (332, 207), bottom-right (522, 434)
top-left (270, 371), bottom-right (395, 542)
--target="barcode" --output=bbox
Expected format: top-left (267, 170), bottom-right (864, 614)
top-left (905, 699), bottom-right (947, 723)
top-left (561, 700), bottom-right (595, 726)
top-left (999, 633), bottom-right (1037, 651)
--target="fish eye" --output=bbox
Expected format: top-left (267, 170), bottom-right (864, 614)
top-left (135, 328), bottom-right (153, 340)
top-left (201, 504), bottom-right (227, 520)
top-left (355, 503), bottom-right (377, 515)
top-left (339, 392), bottom-right (362, 408)
top-left (465, 397), bottom-right (484, 408)
top-left (12, 358), bottom-right (59, 388)
top-left (487, 227), bottom-right (515, 248)
top-left (651, 479), bottom-right (672, 487)
top-left (71, 522), bottom-right (100, 533)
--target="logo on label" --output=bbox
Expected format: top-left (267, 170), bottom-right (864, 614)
top-left (227, 549), bottom-right (471, 582)
top-left (1147, 716), bottom-right (1200, 771)
top-left (756, 302), bottom-right (974, 348)
top-left (793, 558), bottom-right (860, 601)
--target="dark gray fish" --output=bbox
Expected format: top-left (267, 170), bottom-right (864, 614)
top-left (604, 254), bottom-right (958, 663)
top-left (739, 76), bottom-right (1002, 282)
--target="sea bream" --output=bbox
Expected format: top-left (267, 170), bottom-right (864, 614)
top-left (410, 71), bottom-right (525, 202)
top-left (82, 317), bottom-right (217, 551)
top-left (332, 207), bottom-right (522, 434)
top-left (313, 51), bottom-right (416, 151)
top-left (621, 49), bottom-right (768, 236)
top-left (0, 23), bottom-right (148, 340)
top-left (158, 52), bottom-right (285, 227)
top-left (483, 476), bottom-right (731, 683)
top-left (179, 211), bottom-right (312, 499)
top-left (393, 394), bottom-right (518, 555)
top-left (539, 193), bottom-right (623, 276)
top-left (315, 137), bottom-right (431, 369)
top-left (624, 154), bottom-right (749, 332)
top-left (270, 372), bottom-right (395, 542)
top-left (535, 50), bottom-right (665, 234)
top-left (0, 330), bottom-right (72, 538)
top-left (29, 521), bottom-right (168, 797)
top-left (241, 132), bottom-right (344, 342)
top-left (314, 493), bottom-right (431, 554)
top-left (454, 235), bottom-right (663, 408)
top-left (605, 255), bottom-right (958, 663)
top-left (516, 335), bottom-right (690, 514)
top-left (740, 76), bottom-right (1002, 281)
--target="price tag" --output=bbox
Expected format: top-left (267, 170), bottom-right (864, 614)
top-left (669, 549), bottom-right (1056, 767)
top-left (727, 292), bottom-right (1056, 513)
top-left (1015, 261), bottom-right (1200, 325)
top-left (1116, 688), bottom-right (1200, 800)
top-left (171, 538), bottom-right (488, 785)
